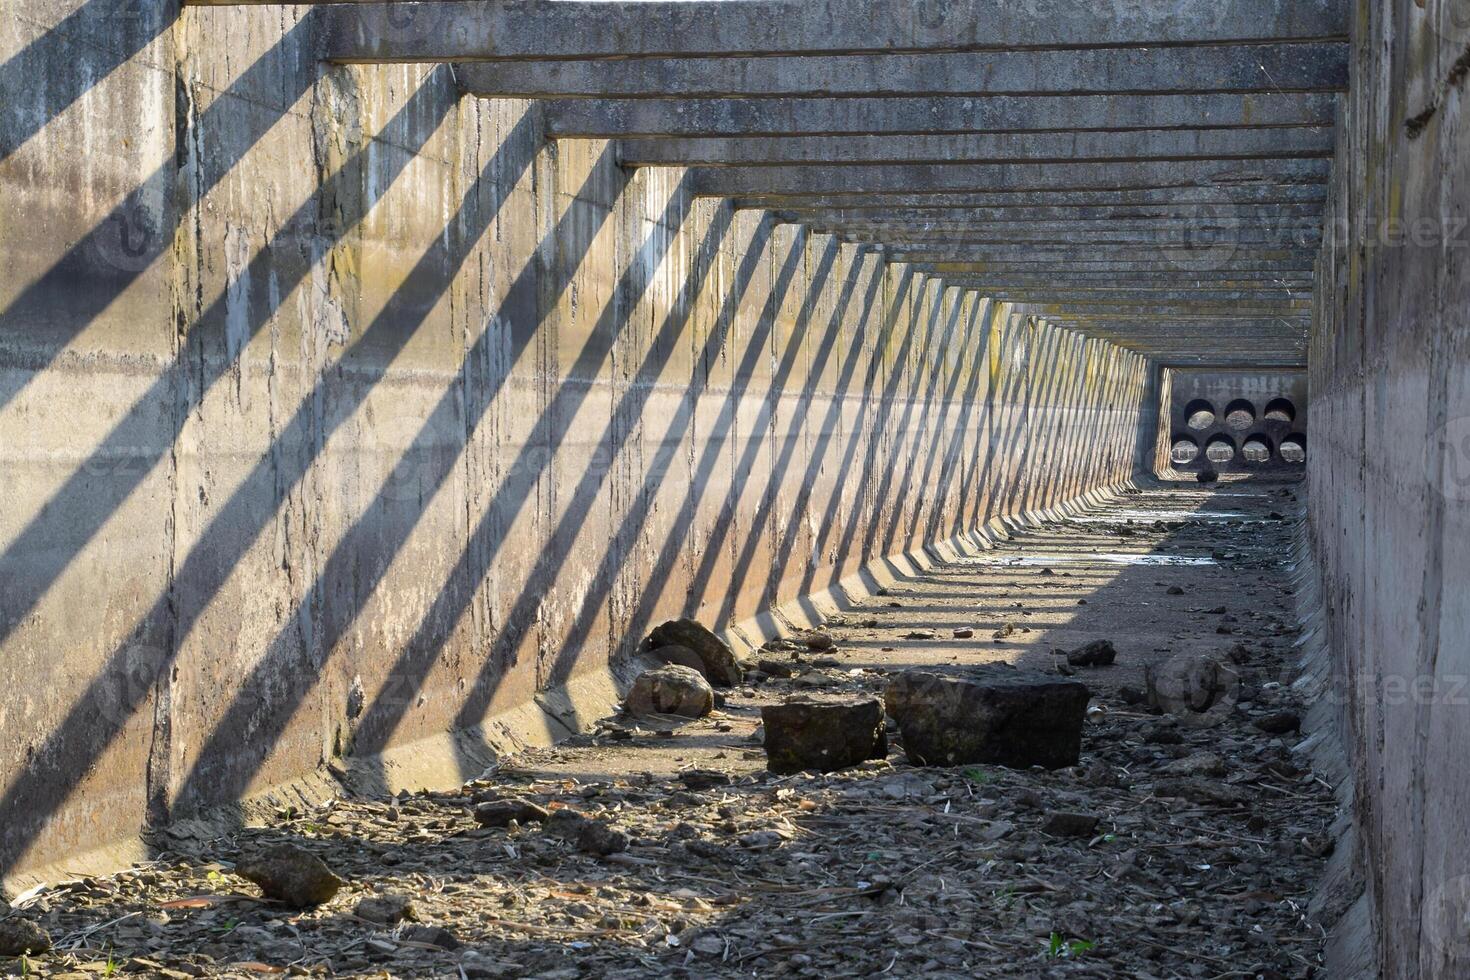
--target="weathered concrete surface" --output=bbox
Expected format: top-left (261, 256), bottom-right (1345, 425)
top-left (0, 4), bottom-right (1162, 889)
top-left (1308, 1), bottom-right (1470, 975)
top-left (321, 0), bottom-right (1349, 61)
top-left (542, 94), bottom-right (1340, 139)
top-left (687, 160), bottom-right (1331, 197)
top-left (1161, 369), bottom-right (1310, 475)
top-left (455, 45), bottom-right (1349, 99)
top-left (615, 129), bottom-right (1338, 167)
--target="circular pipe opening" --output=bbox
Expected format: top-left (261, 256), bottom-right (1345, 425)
top-left (1185, 399), bottom-right (1217, 431)
top-left (1171, 436), bottom-right (1201, 465)
top-left (1205, 436), bottom-right (1237, 464)
top-left (1242, 435), bottom-right (1274, 464)
top-left (1280, 434), bottom-right (1307, 464)
top-left (1224, 399), bottom-right (1257, 431)
top-left (1264, 398), bottom-right (1297, 424)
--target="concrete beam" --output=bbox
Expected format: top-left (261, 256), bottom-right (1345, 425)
top-left (941, 289), bottom-right (1309, 303)
top-left (541, 94), bottom-right (1338, 138)
top-left (830, 227), bottom-right (1323, 246)
top-left (616, 128), bottom-right (1335, 168)
top-left (688, 160), bottom-right (1330, 197)
top-left (456, 45), bottom-right (1346, 98)
top-left (322, 1), bottom-right (1349, 62)
top-left (934, 278), bottom-right (1316, 292)
top-left (735, 187), bottom-right (1331, 210)
top-left (885, 252), bottom-right (1316, 273)
top-left (782, 204), bottom-right (1326, 224)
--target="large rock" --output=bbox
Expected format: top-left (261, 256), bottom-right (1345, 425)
top-left (235, 844), bottom-right (344, 908)
top-left (0, 918), bottom-right (51, 956)
top-left (625, 664), bottom-right (714, 718)
top-left (885, 670), bottom-right (1089, 770)
top-left (646, 620), bottom-right (744, 687)
top-left (1145, 654), bottom-right (1239, 728)
top-left (761, 696), bottom-right (887, 774)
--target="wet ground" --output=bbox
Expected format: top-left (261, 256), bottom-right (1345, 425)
top-left (1, 480), bottom-right (1336, 978)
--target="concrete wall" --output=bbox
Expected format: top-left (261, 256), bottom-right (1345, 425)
top-left (1166, 369), bottom-right (1309, 475)
top-left (0, 3), bottom-right (1158, 887)
top-left (1311, 0), bottom-right (1470, 975)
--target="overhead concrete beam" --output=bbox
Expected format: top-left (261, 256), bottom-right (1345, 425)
top-left (541, 94), bottom-right (1338, 138)
top-left (915, 266), bottom-right (1314, 282)
top-left (321, 1), bottom-right (1349, 62)
top-left (779, 204), bottom-right (1327, 225)
top-left (941, 289), bottom-right (1309, 303)
top-left (885, 253), bottom-right (1316, 274)
top-left (687, 159), bottom-right (1330, 197)
top-left (735, 187), bottom-right (1331, 210)
top-left (616, 128), bottom-right (1335, 167)
top-left (830, 227), bottom-right (1323, 246)
top-left (456, 45), bottom-right (1347, 98)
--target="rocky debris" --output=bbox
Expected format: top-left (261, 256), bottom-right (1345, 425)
top-left (544, 808), bottom-right (630, 856)
top-left (0, 917), bottom-right (51, 956)
top-left (755, 658), bottom-right (801, 679)
top-left (1167, 585), bottom-right (1186, 596)
top-left (1061, 639), bottom-right (1117, 668)
top-left (401, 924), bottom-right (462, 951)
top-left (952, 627), bottom-right (975, 639)
top-left (805, 630), bottom-right (836, 651)
top-left (473, 797), bottom-right (551, 827)
top-left (886, 670), bottom-right (1090, 770)
top-left (645, 620), bottom-right (744, 686)
top-left (234, 844), bottom-right (344, 909)
top-left (354, 894), bottom-right (416, 925)
top-left (1040, 812), bottom-right (1101, 838)
top-left (761, 696), bottom-right (887, 774)
top-left (905, 629), bottom-right (937, 640)
top-left (625, 664), bottom-right (714, 719)
top-left (1255, 710), bottom-right (1303, 735)
top-left (1145, 654), bottom-right (1240, 728)
top-left (1198, 468), bottom-right (1220, 484)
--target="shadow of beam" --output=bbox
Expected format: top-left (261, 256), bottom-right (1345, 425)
top-left (0, 13), bottom-right (320, 415)
top-left (169, 164), bottom-right (685, 812)
top-left (0, 93), bottom-right (542, 874)
top-left (0, 77), bottom-right (464, 655)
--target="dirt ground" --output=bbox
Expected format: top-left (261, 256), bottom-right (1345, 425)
top-left (1, 480), bottom-right (1336, 979)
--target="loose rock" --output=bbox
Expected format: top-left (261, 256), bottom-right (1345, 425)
top-left (474, 798), bottom-right (551, 827)
top-left (1040, 812), bottom-right (1101, 838)
top-left (1145, 654), bottom-right (1240, 728)
top-left (1061, 640), bottom-right (1117, 668)
top-left (354, 894), bottom-right (416, 925)
top-left (885, 670), bottom-right (1090, 770)
top-left (646, 620), bottom-right (744, 686)
top-left (762, 696), bottom-right (888, 774)
top-left (1255, 710), bottom-right (1303, 735)
top-left (0, 917), bottom-right (51, 956)
top-left (625, 664), bottom-right (714, 719)
top-left (235, 844), bottom-right (343, 908)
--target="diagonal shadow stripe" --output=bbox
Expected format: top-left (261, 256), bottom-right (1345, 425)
top-left (340, 194), bottom-right (742, 778)
top-left (0, 99), bottom-right (543, 874)
top-left (0, 14), bottom-right (318, 415)
top-left (169, 163), bottom-right (673, 812)
top-left (0, 0), bottom-right (175, 165)
top-left (879, 285), bottom-right (971, 555)
top-left (819, 269), bottom-right (923, 580)
top-left (714, 240), bottom-right (869, 626)
top-left (0, 78), bottom-right (465, 654)
top-left (760, 252), bottom-right (888, 603)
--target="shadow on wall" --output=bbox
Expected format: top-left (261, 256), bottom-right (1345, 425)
top-left (0, 6), bottom-right (1158, 884)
